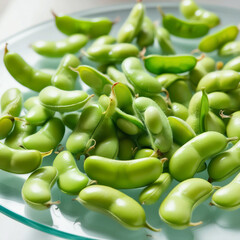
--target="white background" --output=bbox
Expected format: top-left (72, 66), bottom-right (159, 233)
top-left (0, 0), bottom-right (240, 240)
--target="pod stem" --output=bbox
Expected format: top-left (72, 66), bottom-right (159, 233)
top-left (216, 61), bottom-right (224, 70)
top-left (45, 200), bottom-right (61, 208)
top-left (139, 47), bottom-right (146, 59)
top-left (160, 157), bottom-right (168, 164)
top-left (89, 180), bottom-right (98, 185)
top-left (189, 221), bottom-right (203, 227)
top-left (157, 6), bottom-right (165, 18)
top-left (227, 136), bottom-right (239, 142)
top-left (85, 139), bottom-right (96, 155)
top-left (112, 16), bottom-right (120, 25)
top-left (54, 144), bottom-right (64, 154)
top-left (41, 149), bottom-right (53, 158)
top-left (219, 110), bottom-right (232, 119)
top-left (190, 48), bottom-right (201, 55)
top-left (196, 53), bottom-right (205, 62)
top-left (209, 202), bottom-right (215, 206)
top-left (4, 43), bottom-right (8, 55)
top-left (213, 185), bottom-right (221, 190)
top-left (144, 222), bottom-right (161, 232)
top-left (51, 10), bottom-right (57, 18)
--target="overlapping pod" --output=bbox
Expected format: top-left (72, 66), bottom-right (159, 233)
top-left (223, 56), bottom-right (240, 71)
top-left (226, 111), bottom-right (240, 142)
top-left (219, 41), bottom-right (240, 57)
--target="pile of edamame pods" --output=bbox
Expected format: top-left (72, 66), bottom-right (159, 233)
top-left (2, 0), bottom-right (240, 233)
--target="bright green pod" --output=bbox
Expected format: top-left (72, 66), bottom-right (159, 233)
top-left (39, 86), bottom-right (92, 112)
top-left (208, 141), bottom-right (240, 182)
top-left (155, 73), bottom-right (186, 88)
top-left (23, 117), bottom-right (65, 152)
top-left (117, 2), bottom-right (145, 43)
top-left (122, 57), bottom-right (163, 95)
top-left (0, 115), bottom-right (15, 140)
top-left (51, 54), bottom-right (80, 90)
top-left (133, 97), bottom-right (173, 153)
top-left (118, 137), bottom-right (136, 160)
top-left (84, 156), bottom-right (163, 189)
top-left (180, 0), bottom-right (220, 28)
top-left (134, 148), bottom-right (155, 159)
top-left (198, 25), bottom-right (239, 52)
top-left (226, 111), bottom-right (240, 143)
top-left (159, 178), bottom-right (214, 229)
top-left (73, 65), bottom-right (114, 96)
top-left (136, 16), bottom-right (155, 48)
top-left (139, 173), bottom-right (172, 205)
top-left (196, 70), bottom-right (240, 93)
top-left (90, 35), bottom-right (116, 46)
top-left (61, 111), bottom-right (81, 130)
top-left (169, 131), bottom-right (231, 181)
top-left (24, 96), bottom-right (54, 126)
top-left (150, 94), bottom-right (172, 116)
top-left (76, 185), bottom-right (160, 231)
top-left (204, 111), bottom-right (225, 134)
top-left (156, 27), bottom-right (175, 55)
top-left (53, 151), bottom-right (89, 195)
top-left (219, 41), bottom-right (240, 57)
top-left (170, 102), bottom-right (189, 121)
top-left (223, 56), bottom-right (240, 71)
top-left (4, 45), bottom-right (52, 92)
top-left (144, 55), bottom-right (197, 75)
top-left (211, 173), bottom-right (240, 210)
top-left (31, 34), bottom-right (88, 58)
top-left (137, 132), bottom-right (152, 148)
top-left (22, 166), bottom-right (58, 210)
top-left (0, 142), bottom-right (46, 174)
top-left (4, 120), bottom-right (36, 149)
top-left (54, 13), bottom-right (113, 38)
top-left (168, 116), bottom-right (196, 145)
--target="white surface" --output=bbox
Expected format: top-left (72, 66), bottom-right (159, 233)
top-left (0, 1), bottom-right (239, 240)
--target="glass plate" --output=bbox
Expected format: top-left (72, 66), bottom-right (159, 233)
top-left (1, 2), bottom-right (240, 240)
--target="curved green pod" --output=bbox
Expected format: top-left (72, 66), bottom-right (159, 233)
top-left (150, 94), bottom-right (172, 116)
top-left (39, 86), bottom-right (92, 112)
top-left (219, 41), bottom-right (240, 57)
top-left (24, 96), bottom-right (54, 126)
top-left (76, 185), bottom-right (160, 231)
top-left (54, 13), bottom-right (113, 38)
top-left (23, 117), bottom-right (65, 152)
top-left (53, 151), bottom-right (89, 195)
top-left (226, 111), bottom-right (240, 142)
top-left (0, 142), bottom-right (46, 174)
top-left (118, 137), bottom-right (136, 160)
top-left (4, 45), bottom-right (52, 92)
top-left (31, 34), bottom-right (88, 58)
top-left (208, 141), bottom-right (240, 182)
top-left (196, 70), bottom-right (240, 93)
top-left (117, 1), bottom-right (145, 43)
top-left (169, 131), bottom-right (231, 181)
top-left (144, 55), bottom-right (197, 75)
top-left (198, 25), bottom-right (239, 52)
top-left (61, 111), bottom-right (81, 130)
top-left (84, 156), bottom-right (163, 189)
top-left (223, 56), bottom-right (240, 71)
top-left (134, 148), bottom-right (155, 159)
top-left (204, 111), bottom-right (225, 134)
top-left (0, 115), bottom-right (15, 140)
top-left (22, 166), bottom-right (58, 210)
top-left (159, 178), bottom-right (214, 229)
top-left (170, 102), bottom-right (189, 121)
top-left (180, 0), bottom-right (220, 28)
top-left (155, 73), bottom-right (186, 89)
top-left (90, 35), bottom-right (116, 47)
top-left (51, 54), bottom-right (81, 90)
top-left (139, 172), bottom-right (172, 205)
top-left (211, 173), bottom-right (240, 210)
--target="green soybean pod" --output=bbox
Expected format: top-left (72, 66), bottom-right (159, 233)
top-left (211, 173), bottom-right (240, 210)
top-left (204, 111), bottom-right (225, 134)
top-left (150, 94), bottom-right (172, 116)
top-left (223, 56), bottom-right (240, 71)
top-left (159, 178), bottom-right (214, 229)
top-left (136, 16), bottom-right (155, 48)
top-left (76, 185), bottom-right (160, 231)
top-left (90, 35), bottom-right (116, 47)
top-left (4, 45), bottom-right (52, 92)
top-left (134, 148), bottom-right (155, 159)
top-left (23, 117), bottom-right (65, 152)
top-left (118, 137), bottom-right (136, 160)
top-left (31, 34), bottom-right (88, 58)
top-left (180, 0), bottom-right (220, 28)
top-left (139, 173), bottom-right (172, 205)
top-left (208, 141), bottom-right (240, 182)
top-left (51, 54), bottom-right (80, 90)
top-left (53, 12), bottom-right (113, 38)
top-left (84, 156), bottom-right (163, 189)
top-left (196, 70), bottom-right (240, 93)
top-left (155, 27), bottom-right (175, 55)
top-left (22, 166), bottom-right (59, 210)
top-left (170, 102), bottom-right (189, 121)
top-left (117, 1), bottom-right (145, 43)
top-left (144, 55), bottom-right (197, 75)
top-left (226, 111), bottom-right (240, 142)
top-left (0, 115), bottom-right (15, 140)
top-left (198, 25), bottom-right (239, 52)
top-left (219, 41), bottom-right (240, 57)
top-left (39, 86), bottom-right (92, 112)
top-left (61, 111), bottom-right (81, 130)
top-left (169, 131), bottom-right (232, 181)
top-left (0, 142), bottom-right (50, 174)
top-left (53, 151), bottom-right (89, 195)
top-left (155, 73), bottom-right (186, 88)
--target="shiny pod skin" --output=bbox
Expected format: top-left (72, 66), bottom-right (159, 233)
top-left (53, 151), bottom-right (89, 195)
top-left (208, 141), bottom-right (240, 182)
top-left (22, 166), bottom-right (58, 210)
top-left (211, 173), bottom-right (240, 210)
top-left (0, 142), bottom-right (43, 174)
top-left (39, 86), bottom-right (92, 112)
top-left (76, 185), bottom-right (159, 231)
top-left (169, 131), bottom-right (230, 181)
top-left (226, 111), bottom-right (240, 142)
top-left (159, 178), bottom-right (214, 229)
top-left (84, 156), bottom-right (163, 189)
top-left (23, 117), bottom-right (65, 152)
top-left (31, 34), bottom-right (88, 58)
top-left (139, 173), bottom-right (172, 205)
top-left (223, 56), bottom-right (240, 71)
top-left (219, 41), bottom-right (240, 57)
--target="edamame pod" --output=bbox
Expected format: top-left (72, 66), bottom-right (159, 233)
top-left (170, 102), bottom-right (189, 121)
top-left (118, 136), bottom-right (136, 160)
top-left (61, 111), bottom-right (81, 130)
top-left (226, 111), bottom-right (240, 142)
top-left (134, 148), bottom-right (156, 159)
top-left (22, 166), bottom-right (58, 210)
top-left (76, 185), bottom-right (160, 231)
top-left (219, 41), bottom-right (240, 57)
top-left (84, 156), bottom-right (163, 189)
top-left (159, 178), bottom-right (214, 229)
top-left (204, 111), bottom-right (225, 134)
top-left (223, 56), bottom-right (240, 71)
